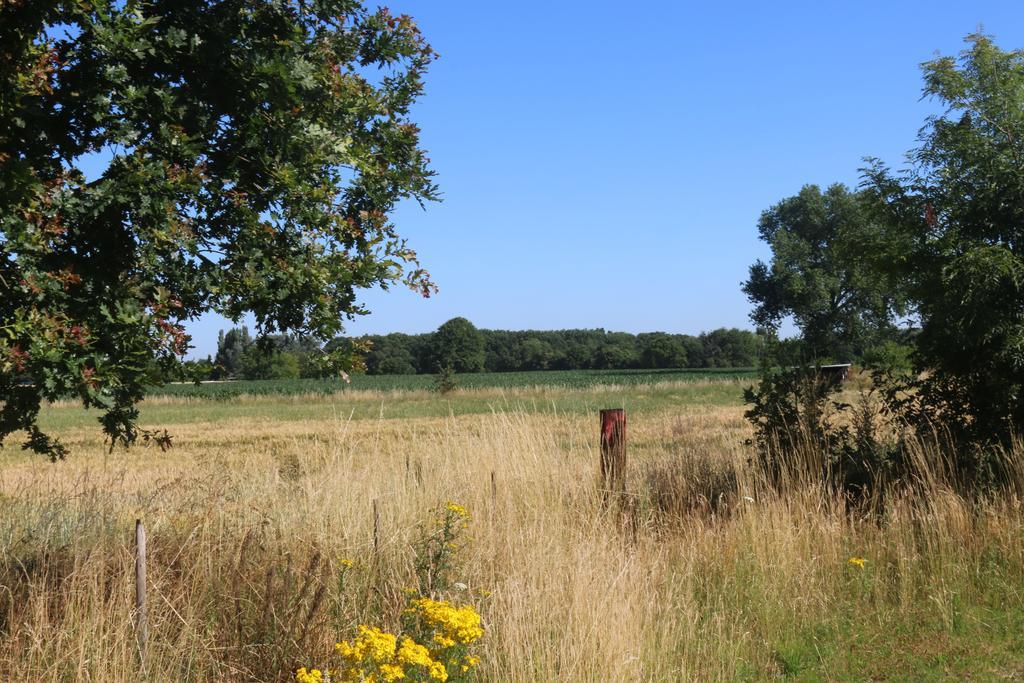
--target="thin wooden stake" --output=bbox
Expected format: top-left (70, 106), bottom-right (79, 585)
top-left (372, 499), bottom-right (380, 560)
top-left (488, 470), bottom-right (498, 573)
top-left (600, 408), bottom-right (627, 500)
top-left (135, 519), bottom-right (148, 663)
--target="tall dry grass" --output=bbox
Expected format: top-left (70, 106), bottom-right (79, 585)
top-left (1, 396), bottom-right (1023, 680)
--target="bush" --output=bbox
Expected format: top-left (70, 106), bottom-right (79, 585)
top-left (744, 367), bottom-right (895, 498)
top-left (861, 341), bottom-right (912, 374)
top-left (433, 365), bottom-right (458, 395)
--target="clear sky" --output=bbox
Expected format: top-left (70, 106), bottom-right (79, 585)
top-left (184, 0), bottom-right (1024, 358)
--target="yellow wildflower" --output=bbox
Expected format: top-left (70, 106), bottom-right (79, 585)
top-left (295, 668), bottom-right (324, 683)
top-left (336, 639), bottom-right (363, 663)
top-left (362, 625), bottom-right (398, 662)
top-left (429, 661), bottom-right (449, 681)
top-left (848, 556), bottom-right (866, 569)
top-left (336, 625), bottom-right (398, 665)
top-left (379, 663), bottom-right (405, 681)
top-left (410, 597), bottom-right (484, 645)
top-left (397, 638), bottom-right (434, 668)
top-left (461, 655), bottom-right (480, 672)
top-left (433, 633), bottom-right (456, 648)
top-left (444, 501), bottom-right (469, 518)
top-left (339, 558), bottom-right (355, 568)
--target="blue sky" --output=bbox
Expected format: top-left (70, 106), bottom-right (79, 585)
top-left (184, 0), bottom-right (1024, 358)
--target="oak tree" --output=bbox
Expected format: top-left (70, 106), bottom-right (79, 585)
top-left (1, 0), bottom-right (438, 457)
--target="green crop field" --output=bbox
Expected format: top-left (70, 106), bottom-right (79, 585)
top-left (146, 367), bottom-right (758, 399)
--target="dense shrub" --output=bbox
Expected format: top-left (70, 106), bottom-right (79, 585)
top-left (744, 367), bottom-right (896, 498)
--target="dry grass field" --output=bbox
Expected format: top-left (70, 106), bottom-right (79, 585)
top-left (2, 379), bottom-right (1024, 680)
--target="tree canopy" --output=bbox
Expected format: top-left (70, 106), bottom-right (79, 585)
top-left (428, 317), bottom-right (485, 373)
top-left (746, 33), bottom-right (1024, 491)
top-left (743, 184), bottom-right (903, 361)
top-left (863, 33), bottom-right (1024, 452)
top-left (0, 0), bottom-right (437, 458)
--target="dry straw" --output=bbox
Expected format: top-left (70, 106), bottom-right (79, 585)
top-left (0, 390), bottom-right (1021, 680)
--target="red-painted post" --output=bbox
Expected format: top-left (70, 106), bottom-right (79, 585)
top-left (600, 408), bottom-right (627, 498)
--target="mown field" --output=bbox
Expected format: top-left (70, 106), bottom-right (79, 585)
top-left (3, 376), bottom-right (1024, 680)
top-left (147, 367), bottom-right (757, 399)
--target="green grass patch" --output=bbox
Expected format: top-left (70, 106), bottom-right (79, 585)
top-left (39, 376), bottom-right (751, 432)
top-left (762, 599), bottom-right (1024, 681)
top-left (147, 367), bottom-right (756, 399)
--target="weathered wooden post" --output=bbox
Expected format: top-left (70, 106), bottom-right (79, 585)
top-left (600, 408), bottom-right (627, 498)
top-left (135, 519), bottom-right (148, 663)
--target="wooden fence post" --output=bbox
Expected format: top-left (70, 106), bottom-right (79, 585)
top-left (600, 409), bottom-right (627, 498)
top-left (135, 519), bottom-right (148, 663)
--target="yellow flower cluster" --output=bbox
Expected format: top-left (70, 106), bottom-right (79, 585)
top-left (320, 620), bottom-right (469, 682)
top-left (336, 625), bottom-right (398, 665)
top-left (397, 637), bottom-right (449, 681)
top-left (444, 502), bottom-right (469, 518)
top-left (408, 598), bottom-right (485, 647)
top-left (397, 637), bottom-right (434, 667)
top-left (296, 502), bottom-right (483, 683)
top-left (297, 598), bottom-right (484, 683)
top-left (295, 668), bottom-right (324, 683)
top-left (848, 556), bottom-right (866, 569)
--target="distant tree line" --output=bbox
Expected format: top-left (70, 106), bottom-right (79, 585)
top-left (184, 318), bottom-right (767, 381)
top-left (177, 327), bottom-right (339, 382)
top-left (358, 318), bottom-right (765, 375)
